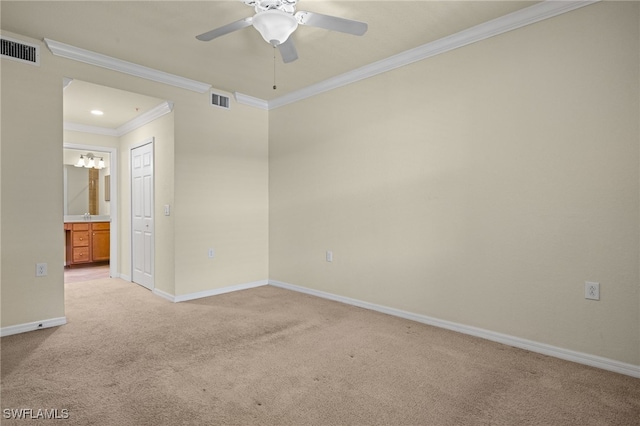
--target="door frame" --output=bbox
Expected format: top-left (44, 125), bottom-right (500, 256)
top-left (63, 143), bottom-right (119, 279)
top-left (130, 137), bottom-right (155, 290)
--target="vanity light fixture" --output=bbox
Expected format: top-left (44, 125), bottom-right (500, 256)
top-left (74, 153), bottom-right (105, 169)
top-left (74, 155), bottom-right (86, 167)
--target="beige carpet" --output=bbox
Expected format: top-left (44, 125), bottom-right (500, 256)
top-left (1, 278), bottom-right (639, 425)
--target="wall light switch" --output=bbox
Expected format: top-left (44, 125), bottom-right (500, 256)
top-left (164, 204), bottom-right (170, 216)
top-left (208, 248), bottom-right (215, 259)
top-left (326, 250), bottom-right (333, 262)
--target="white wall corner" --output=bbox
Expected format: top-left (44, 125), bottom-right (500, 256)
top-left (267, 280), bottom-right (640, 379)
top-left (0, 317), bottom-right (67, 337)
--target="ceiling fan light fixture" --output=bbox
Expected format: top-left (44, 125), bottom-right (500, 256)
top-left (252, 10), bottom-right (298, 46)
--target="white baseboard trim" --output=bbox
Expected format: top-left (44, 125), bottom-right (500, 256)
top-left (0, 317), bottom-right (67, 337)
top-left (268, 280), bottom-right (640, 378)
top-left (119, 274), bottom-right (132, 282)
top-left (152, 288), bottom-right (176, 302)
top-left (154, 280), bottom-right (269, 303)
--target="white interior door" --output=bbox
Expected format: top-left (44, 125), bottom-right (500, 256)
top-left (131, 141), bottom-right (154, 290)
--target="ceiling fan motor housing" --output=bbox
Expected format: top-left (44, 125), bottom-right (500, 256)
top-left (248, 0), bottom-right (298, 14)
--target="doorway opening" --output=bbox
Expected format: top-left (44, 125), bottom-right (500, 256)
top-left (63, 145), bottom-right (117, 282)
top-left (62, 78), bottom-right (168, 286)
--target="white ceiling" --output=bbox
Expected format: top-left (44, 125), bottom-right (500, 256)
top-left (2, 0), bottom-right (539, 122)
top-left (64, 80), bottom-right (166, 129)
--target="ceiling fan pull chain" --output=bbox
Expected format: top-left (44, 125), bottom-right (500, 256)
top-left (273, 46), bottom-right (277, 90)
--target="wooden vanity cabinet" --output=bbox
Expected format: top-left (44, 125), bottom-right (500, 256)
top-left (91, 222), bottom-right (110, 262)
top-left (65, 222), bottom-right (110, 266)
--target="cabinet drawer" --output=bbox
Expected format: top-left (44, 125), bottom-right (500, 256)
top-left (92, 222), bottom-right (110, 231)
top-left (73, 247), bottom-right (90, 263)
top-left (72, 223), bottom-right (90, 231)
top-left (73, 231), bottom-right (90, 247)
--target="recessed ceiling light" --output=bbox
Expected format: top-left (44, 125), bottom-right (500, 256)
top-left (90, 109), bottom-right (104, 116)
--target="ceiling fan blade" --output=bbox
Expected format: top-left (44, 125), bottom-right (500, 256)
top-left (278, 38), bottom-right (298, 63)
top-left (295, 11), bottom-right (367, 36)
top-left (196, 17), bottom-right (253, 41)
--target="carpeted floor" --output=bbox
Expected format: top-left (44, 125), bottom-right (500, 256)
top-left (63, 264), bottom-right (110, 283)
top-left (1, 278), bottom-right (639, 425)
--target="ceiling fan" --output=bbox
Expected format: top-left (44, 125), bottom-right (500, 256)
top-left (196, 0), bottom-right (368, 63)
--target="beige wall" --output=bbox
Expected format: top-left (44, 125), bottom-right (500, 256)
top-left (1, 44), bottom-right (65, 326)
top-left (269, 2), bottom-right (640, 365)
top-left (119, 112), bottom-right (175, 295)
top-left (173, 101), bottom-right (269, 295)
top-left (1, 31), bottom-right (269, 327)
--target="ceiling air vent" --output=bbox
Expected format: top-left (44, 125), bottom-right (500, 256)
top-left (210, 91), bottom-right (230, 110)
top-left (1, 36), bottom-right (40, 66)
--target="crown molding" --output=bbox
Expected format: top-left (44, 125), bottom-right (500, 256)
top-left (268, 0), bottom-right (599, 109)
top-left (65, 101), bottom-right (174, 137)
top-left (234, 92), bottom-right (269, 110)
top-left (117, 101), bottom-right (174, 135)
top-left (64, 122), bottom-right (119, 137)
top-left (44, 38), bottom-right (211, 94)
top-left (62, 77), bottom-right (73, 90)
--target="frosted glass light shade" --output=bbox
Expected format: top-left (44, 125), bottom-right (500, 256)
top-left (87, 157), bottom-right (96, 168)
top-left (75, 156), bottom-right (85, 167)
top-left (252, 10), bottom-right (298, 46)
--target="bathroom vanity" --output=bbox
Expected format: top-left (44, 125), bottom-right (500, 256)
top-left (64, 216), bottom-right (110, 266)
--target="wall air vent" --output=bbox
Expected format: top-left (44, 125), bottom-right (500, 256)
top-left (210, 91), bottom-right (230, 110)
top-left (1, 36), bottom-right (40, 66)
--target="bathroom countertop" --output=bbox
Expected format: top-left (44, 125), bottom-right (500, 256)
top-left (64, 215), bottom-right (111, 223)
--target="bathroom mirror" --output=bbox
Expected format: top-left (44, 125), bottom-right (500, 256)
top-left (63, 148), bottom-right (111, 216)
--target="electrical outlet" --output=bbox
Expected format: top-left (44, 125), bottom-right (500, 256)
top-left (585, 281), bottom-right (600, 300)
top-left (326, 250), bottom-right (333, 262)
top-left (36, 263), bottom-right (47, 277)
top-left (208, 248), bottom-right (215, 259)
